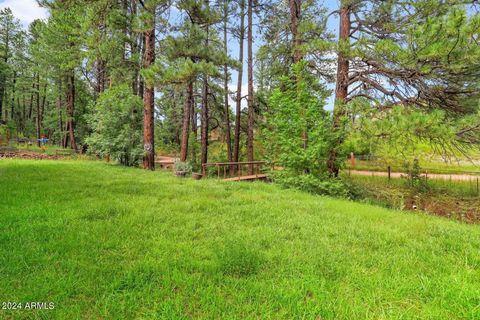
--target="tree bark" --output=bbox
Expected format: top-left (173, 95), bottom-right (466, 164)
top-left (22, 95), bottom-right (26, 130)
top-left (289, 0), bottom-right (307, 151)
top-left (66, 73), bottom-right (78, 150)
top-left (41, 83), bottom-right (47, 123)
top-left (191, 91), bottom-right (197, 136)
top-left (173, 100), bottom-right (180, 146)
top-left (36, 73), bottom-right (41, 147)
top-left (200, 0), bottom-right (210, 166)
top-left (63, 120), bottom-right (69, 148)
top-left (289, 0), bottom-right (302, 64)
top-left (138, 33), bottom-right (145, 99)
top-left (233, 0), bottom-right (245, 163)
top-left (246, 0), bottom-right (254, 173)
top-left (200, 75), bottom-right (209, 166)
top-left (11, 71), bottom-right (16, 122)
top-left (0, 77), bottom-right (3, 121)
top-left (223, 0), bottom-right (233, 162)
top-left (191, 91), bottom-right (197, 163)
top-left (57, 80), bottom-right (63, 147)
top-left (327, 3), bottom-right (351, 177)
top-left (0, 23), bottom-right (9, 121)
top-left (28, 75), bottom-right (35, 120)
top-left (180, 81), bottom-right (193, 162)
top-left (96, 59), bottom-right (106, 95)
top-left (142, 8), bottom-right (156, 170)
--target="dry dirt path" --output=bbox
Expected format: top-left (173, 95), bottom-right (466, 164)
top-left (348, 169), bottom-right (480, 182)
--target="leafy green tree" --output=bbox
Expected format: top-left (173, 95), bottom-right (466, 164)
top-left (267, 61), bottom-right (334, 178)
top-left (86, 85), bottom-right (143, 166)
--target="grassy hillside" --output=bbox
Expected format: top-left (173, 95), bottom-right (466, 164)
top-left (1, 160), bottom-right (479, 319)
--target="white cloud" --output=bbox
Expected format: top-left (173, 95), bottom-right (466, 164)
top-left (0, 0), bottom-right (48, 28)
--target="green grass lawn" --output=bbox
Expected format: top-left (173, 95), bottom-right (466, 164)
top-left (1, 160), bottom-right (480, 319)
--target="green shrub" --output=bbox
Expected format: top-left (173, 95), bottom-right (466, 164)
top-left (174, 160), bottom-right (192, 174)
top-left (403, 158), bottom-right (429, 192)
top-left (272, 170), bottom-right (351, 198)
top-left (86, 85), bottom-right (143, 166)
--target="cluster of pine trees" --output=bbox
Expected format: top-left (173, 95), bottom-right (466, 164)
top-left (0, 1), bottom-right (479, 177)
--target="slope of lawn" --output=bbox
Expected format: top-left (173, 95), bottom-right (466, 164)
top-left (1, 160), bottom-right (479, 319)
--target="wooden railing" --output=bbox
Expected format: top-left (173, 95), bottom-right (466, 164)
top-left (202, 161), bottom-right (268, 179)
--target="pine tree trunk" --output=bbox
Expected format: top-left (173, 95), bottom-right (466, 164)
top-left (138, 34), bottom-right (145, 98)
top-left (130, 1), bottom-right (142, 97)
top-left (223, 0), bottom-right (233, 163)
top-left (327, 3), bottom-right (350, 177)
top-left (142, 9), bottom-right (156, 170)
top-left (233, 0), bottom-right (245, 163)
top-left (0, 26), bottom-right (9, 121)
top-left (63, 121), bottom-right (69, 148)
top-left (28, 75), bottom-right (35, 120)
top-left (201, 1), bottom-right (210, 166)
top-left (191, 92), bottom-right (197, 164)
top-left (246, 0), bottom-right (254, 173)
top-left (180, 81), bottom-right (193, 162)
top-left (191, 92), bottom-right (197, 136)
top-left (173, 99), bottom-right (180, 146)
top-left (11, 71), bottom-right (16, 122)
top-left (289, 0), bottom-right (307, 151)
top-left (41, 84), bottom-right (47, 124)
top-left (36, 74), bottom-right (41, 147)
top-left (22, 95), bottom-right (26, 133)
top-left (201, 75), bottom-right (209, 166)
top-left (96, 59), bottom-right (106, 95)
top-left (290, 0), bottom-right (302, 64)
top-left (57, 82), bottom-right (63, 147)
top-left (67, 73), bottom-right (78, 150)
top-left (0, 79), bottom-right (3, 121)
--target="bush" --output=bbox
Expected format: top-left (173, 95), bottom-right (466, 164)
top-left (272, 170), bottom-right (351, 198)
top-left (174, 160), bottom-right (192, 174)
top-left (403, 158), bottom-right (429, 192)
top-left (86, 85), bottom-right (143, 166)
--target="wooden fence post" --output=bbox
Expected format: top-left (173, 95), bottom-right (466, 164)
top-left (387, 166), bottom-right (391, 181)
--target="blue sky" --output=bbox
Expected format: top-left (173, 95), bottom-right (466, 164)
top-left (0, 0), bottom-right (340, 109)
top-left (224, 0), bottom-right (340, 109)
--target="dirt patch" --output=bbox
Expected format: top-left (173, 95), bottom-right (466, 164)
top-left (350, 169), bottom-right (479, 182)
top-left (0, 151), bottom-right (62, 160)
top-left (406, 194), bottom-right (480, 224)
top-left (353, 180), bottom-right (480, 223)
